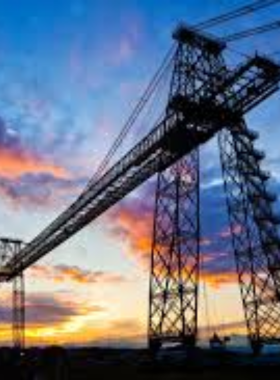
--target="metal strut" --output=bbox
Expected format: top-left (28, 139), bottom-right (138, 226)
top-left (0, 238), bottom-right (25, 350)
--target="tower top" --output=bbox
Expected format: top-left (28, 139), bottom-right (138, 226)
top-left (172, 23), bottom-right (226, 53)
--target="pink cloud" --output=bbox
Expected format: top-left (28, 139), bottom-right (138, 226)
top-left (219, 224), bottom-right (243, 238)
top-left (29, 264), bottom-right (127, 285)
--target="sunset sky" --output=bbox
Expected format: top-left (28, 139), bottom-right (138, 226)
top-left (0, 0), bottom-right (280, 347)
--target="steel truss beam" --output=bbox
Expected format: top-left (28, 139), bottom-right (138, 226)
top-left (0, 238), bottom-right (25, 350)
top-left (219, 122), bottom-right (280, 354)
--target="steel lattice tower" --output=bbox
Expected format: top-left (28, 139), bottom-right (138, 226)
top-left (148, 26), bottom-right (280, 353)
top-left (0, 238), bottom-right (25, 350)
top-left (148, 27), bottom-right (226, 350)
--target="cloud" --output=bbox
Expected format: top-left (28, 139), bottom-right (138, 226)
top-left (108, 318), bottom-right (143, 335)
top-left (200, 247), bottom-right (237, 289)
top-left (26, 295), bottom-right (82, 325)
top-left (107, 186), bottom-right (155, 266)
top-left (29, 264), bottom-right (127, 285)
top-left (0, 117), bottom-right (68, 179)
top-left (0, 173), bottom-right (85, 208)
top-left (112, 37), bottom-right (134, 65)
top-left (106, 16), bottom-right (142, 67)
top-left (101, 318), bottom-right (145, 345)
top-left (0, 147), bottom-right (67, 179)
top-left (0, 293), bottom-right (104, 327)
top-left (106, 181), bottom-right (239, 288)
top-left (0, 116), bottom-right (87, 208)
top-left (201, 270), bottom-right (238, 288)
top-left (218, 225), bottom-right (242, 239)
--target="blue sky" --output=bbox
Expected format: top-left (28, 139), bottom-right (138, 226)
top-left (0, 0), bottom-right (280, 346)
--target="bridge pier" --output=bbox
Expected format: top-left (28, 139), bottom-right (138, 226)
top-left (13, 271), bottom-right (25, 350)
top-left (0, 238), bottom-right (25, 351)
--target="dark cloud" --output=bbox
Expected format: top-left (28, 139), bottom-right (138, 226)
top-left (0, 112), bottom-right (90, 209)
top-left (0, 117), bottom-right (22, 153)
top-left (0, 172), bottom-right (87, 208)
top-left (0, 293), bottom-right (104, 326)
top-left (26, 294), bottom-right (81, 324)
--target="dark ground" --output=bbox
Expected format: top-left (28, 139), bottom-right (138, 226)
top-left (1, 346), bottom-right (280, 379)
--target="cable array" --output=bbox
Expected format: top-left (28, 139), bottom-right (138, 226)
top-left (89, 0), bottom-right (280, 189)
top-left (195, 0), bottom-right (280, 30)
top-left (83, 45), bottom-right (175, 190)
top-left (223, 19), bottom-right (280, 42)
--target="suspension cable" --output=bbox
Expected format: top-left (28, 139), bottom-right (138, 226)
top-left (195, 0), bottom-right (280, 30)
top-left (223, 19), bottom-right (280, 42)
top-left (202, 274), bottom-right (212, 340)
top-left (84, 44), bottom-right (175, 190)
top-left (87, 1), bottom-right (280, 188)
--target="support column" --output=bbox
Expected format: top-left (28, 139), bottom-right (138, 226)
top-left (149, 151), bottom-right (200, 350)
top-left (13, 271), bottom-right (25, 350)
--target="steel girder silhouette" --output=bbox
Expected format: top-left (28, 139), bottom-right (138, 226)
top-left (0, 26), bottom-right (280, 353)
top-left (1, 29), bottom-right (279, 279)
top-left (0, 238), bottom-right (25, 350)
top-left (148, 25), bottom-right (280, 353)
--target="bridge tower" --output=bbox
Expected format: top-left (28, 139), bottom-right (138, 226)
top-left (0, 238), bottom-right (25, 350)
top-left (148, 25), bottom-right (280, 354)
top-left (148, 26), bottom-right (226, 351)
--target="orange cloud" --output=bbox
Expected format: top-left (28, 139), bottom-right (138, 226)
top-left (109, 201), bottom-right (153, 265)
top-left (109, 198), bottom-right (238, 289)
top-left (201, 271), bottom-right (238, 289)
top-left (0, 292), bottom-right (106, 346)
top-left (0, 147), bottom-right (68, 179)
top-left (29, 264), bottom-right (127, 285)
top-left (219, 224), bottom-right (242, 238)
